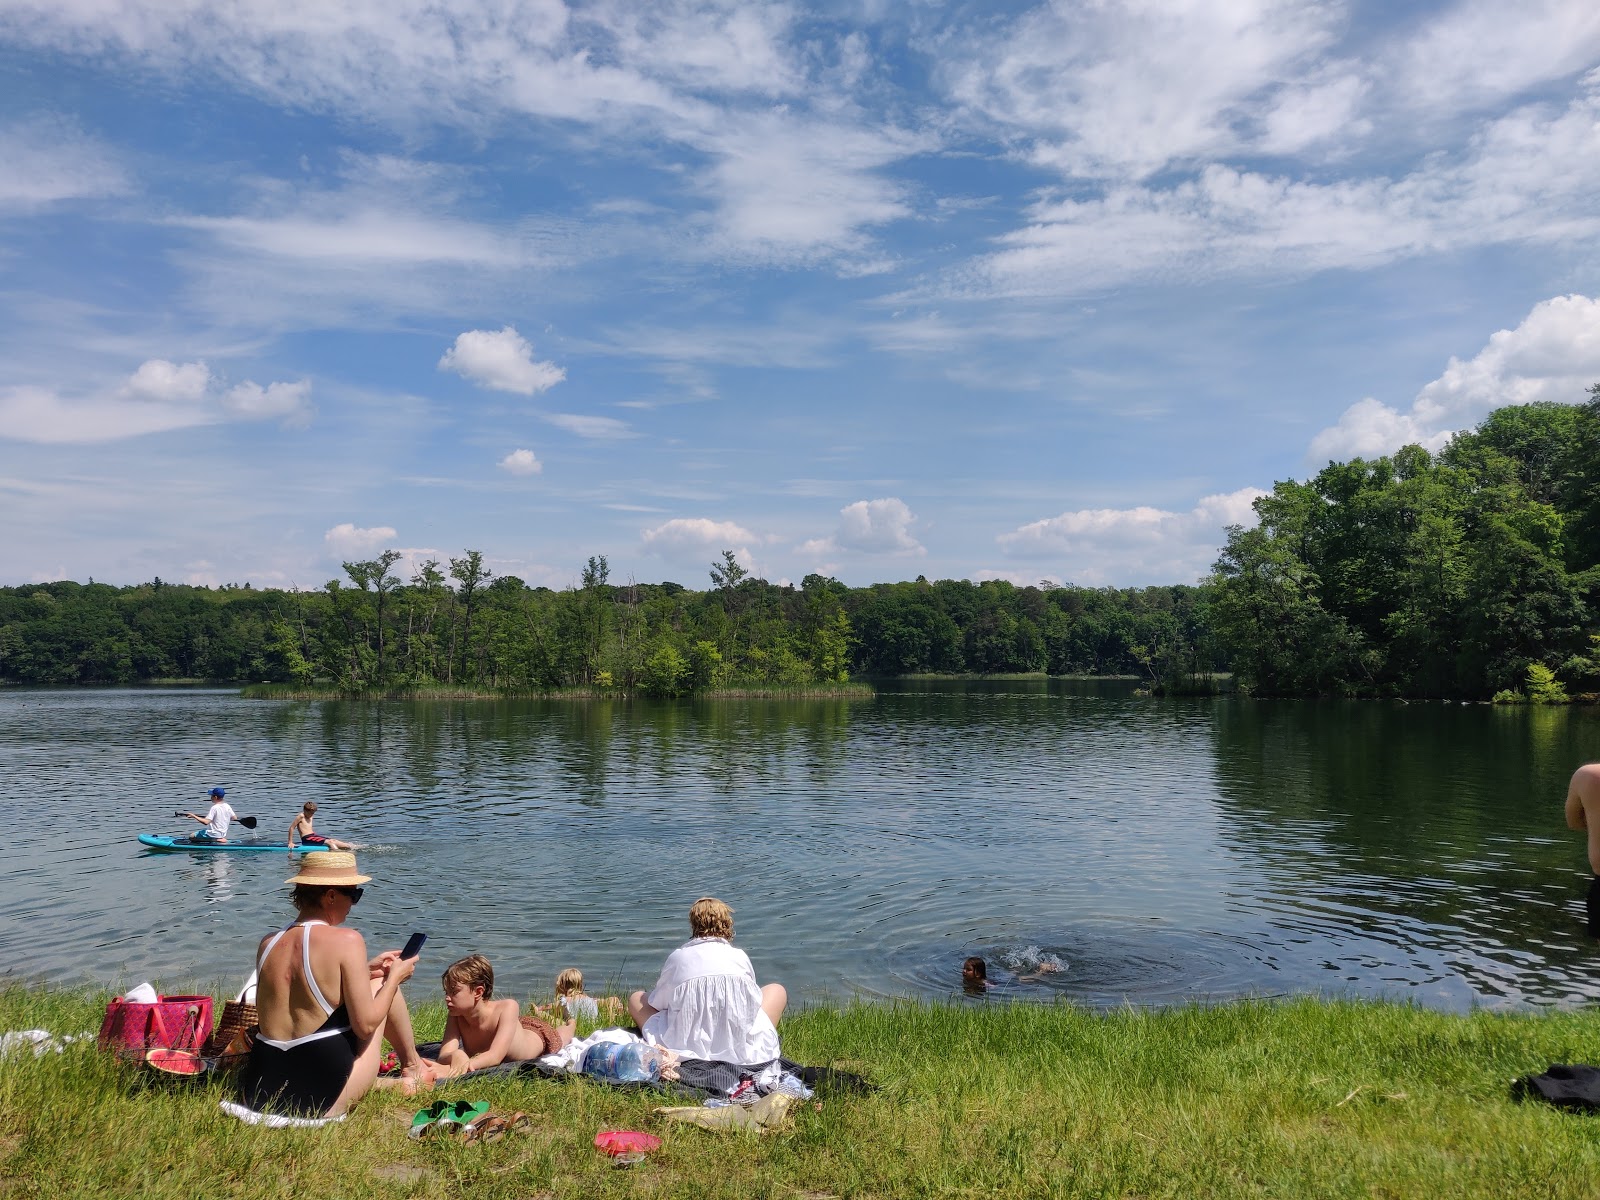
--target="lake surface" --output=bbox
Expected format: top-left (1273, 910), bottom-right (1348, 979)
top-left (3, 683), bottom-right (1600, 1012)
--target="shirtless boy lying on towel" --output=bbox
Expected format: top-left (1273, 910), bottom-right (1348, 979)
top-left (394, 955), bottom-right (574, 1091)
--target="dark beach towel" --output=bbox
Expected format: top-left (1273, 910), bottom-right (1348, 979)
top-left (1511, 1064), bottom-right (1600, 1110)
top-left (396, 1043), bottom-right (872, 1099)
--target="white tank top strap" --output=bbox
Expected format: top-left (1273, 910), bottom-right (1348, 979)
top-left (297, 920), bottom-right (335, 1016)
top-left (256, 920), bottom-right (335, 1017)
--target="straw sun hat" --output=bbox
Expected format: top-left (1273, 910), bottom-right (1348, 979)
top-left (285, 850), bottom-right (371, 887)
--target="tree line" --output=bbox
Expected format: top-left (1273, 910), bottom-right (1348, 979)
top-left (7, 392), bottom-right (1598, 700)
top-left (0, 548), bottom-right (1217, 695)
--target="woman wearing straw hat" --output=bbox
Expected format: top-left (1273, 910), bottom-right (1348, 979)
top-left (237, 851), bottom-right (427, 1118)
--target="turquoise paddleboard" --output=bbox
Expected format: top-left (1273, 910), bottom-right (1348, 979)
top-left (138, 834), bottom-right (331, 853)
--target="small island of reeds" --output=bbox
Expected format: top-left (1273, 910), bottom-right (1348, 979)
top-left (6, 985), bottom-right (1599, 1198)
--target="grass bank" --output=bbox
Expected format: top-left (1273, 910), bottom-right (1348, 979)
top-left (4, 988), bottom-right (1600, 1198)
top-left (238, 683), bottom-right (875, 701)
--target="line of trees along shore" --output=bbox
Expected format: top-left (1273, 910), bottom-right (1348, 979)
top-left (4, 394), bottom-right (1599, 700)
top-left (0, 549), bottom-right (1213, 695)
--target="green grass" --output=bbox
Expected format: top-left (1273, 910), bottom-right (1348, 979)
top-left (4, 987), bottom-right (1600, 1198)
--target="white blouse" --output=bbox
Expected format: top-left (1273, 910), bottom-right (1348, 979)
top-left (641, 936), bottom-right (780, 1065)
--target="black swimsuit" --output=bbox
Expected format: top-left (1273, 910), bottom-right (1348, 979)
top-left (237, 922), bottom-right (361, 1117)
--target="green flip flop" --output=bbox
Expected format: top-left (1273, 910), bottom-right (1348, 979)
top-left (433, 1100), bottom-right (491, 1136)
top-left (408, 1100), bottom-right (452, 1139)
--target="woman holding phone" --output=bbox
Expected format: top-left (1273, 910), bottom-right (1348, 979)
top-left (238, 851), bottom-right (428, 1118)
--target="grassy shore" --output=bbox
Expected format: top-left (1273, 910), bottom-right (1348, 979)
top-left (237, 683), bottom-right (875, 701)
top-left (5, 988), bottom-right (1600, 1198)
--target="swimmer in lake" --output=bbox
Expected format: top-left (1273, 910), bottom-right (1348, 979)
top-left (1565, 762), bottom-right (1600, 936)
top-left (964, 952), bottom-right (1063, 994)
top-left (961, 956), bottom-right (989, 994)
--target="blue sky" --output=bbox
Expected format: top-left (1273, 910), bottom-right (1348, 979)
top-left (3, 0), bottom-right (1599, 591)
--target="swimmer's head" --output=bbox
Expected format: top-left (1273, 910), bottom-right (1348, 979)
top-left (961, 956), bottom-right (987, 993)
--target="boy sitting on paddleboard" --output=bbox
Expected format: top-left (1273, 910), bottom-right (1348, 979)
top-left (182, 787), bottom-right (237, 843)
top-left (288, 801), bottom-right (353, 851)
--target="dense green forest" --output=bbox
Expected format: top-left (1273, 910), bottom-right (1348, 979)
top-left (7, 393), bottom-right (1599, 700)
top-left (1209, 390), bottom-right (1600, 699)
top-left (0, 549), bottom-right (1214, 695)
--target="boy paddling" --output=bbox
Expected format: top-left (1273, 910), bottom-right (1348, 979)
top-left (288, 801), bottom-right (353, 851)
top-left (182, 787), bottom-right (237, 843)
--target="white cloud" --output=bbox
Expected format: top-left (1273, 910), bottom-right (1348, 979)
top-left (800, 497), bottom-right (924, 557)
top-left (699, 112), bottom-right (923, 264)
top-left (324, 523), bottom-right (398, 558)
top-left (439, 326), bottom-right (566, 395)
top-left (0, 117), bottom-right (128, 210)
top-left (179, 210), bottom-right (512, 266)
top-left (222, 379), bottom-right (311, 420)
top-left (1309, 293), bottom-right (1600, 462)
top-left (0, 359), bottom-right (308, 443)
top-left (122, 359), bottom-right (211, 404)
top-left (498, 447), bottom-right (542, 475)
top-left (5, 2), bottom-right (920, 270)
top-left (641, 517), bottom-right (759, 557)
top-left (1395, 0), bottom-right (1600, 114)
top-left (944, 0), bottom-right (1342, 181)
top-left (998, 488), bottom-right (1267, 586)
top-left (0, 385), bottom-right (211, 443)
top-left (541, 412), bottom-right (631, 439)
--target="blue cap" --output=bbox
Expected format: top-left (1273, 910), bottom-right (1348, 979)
top-left (210, 787), bottom-right (226, 797)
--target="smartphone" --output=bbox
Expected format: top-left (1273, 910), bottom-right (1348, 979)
top-left (400, 932), bottom-right (427, 961)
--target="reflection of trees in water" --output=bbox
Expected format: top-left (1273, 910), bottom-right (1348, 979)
top-left (684, 698), bottom-right (854, 796)
top-left (290, 696), bottom-right (857, 812)
top-left (1207, 699), bottom-right (1600, 937)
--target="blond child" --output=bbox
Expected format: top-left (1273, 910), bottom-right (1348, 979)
top-left (287, 801), bottom-right (352, 851)
top-left (552, 967), bottom-right (623, 1024)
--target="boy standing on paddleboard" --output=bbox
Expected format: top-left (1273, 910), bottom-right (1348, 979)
top-left (182, 787), bottom-right (238, 843)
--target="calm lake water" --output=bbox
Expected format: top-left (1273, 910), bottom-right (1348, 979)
top-left (4, 683), bottom-right (1600, 1012)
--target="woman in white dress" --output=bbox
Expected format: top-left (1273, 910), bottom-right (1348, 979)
top-left (628, 897), bottom-right (787, 1065)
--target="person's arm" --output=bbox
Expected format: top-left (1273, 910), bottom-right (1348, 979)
top-left (435, 1004), bottom-right (520, 1076)
top-left (336, 930), bottom-right (415, 1041)
top-left (1567, 769), bottom-right (1588, 830)
top-left (182, 812), bottom-right (205, 825)
top-left (286, 817), bottom-right (299, 847)
top-left (433, 1013), bottom-right (470, 1074)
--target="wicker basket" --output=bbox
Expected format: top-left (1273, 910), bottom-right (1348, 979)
top-left (201, 999), bottom-right (258, 1060)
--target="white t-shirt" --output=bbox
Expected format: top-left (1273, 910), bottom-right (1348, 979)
top-left (641, 936), bottom-right (779, 1065)
top-left (203, 800), bottom-right (238, 839)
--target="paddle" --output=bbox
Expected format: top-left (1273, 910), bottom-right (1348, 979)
top-left (173, 811), bottom-right (259, 829)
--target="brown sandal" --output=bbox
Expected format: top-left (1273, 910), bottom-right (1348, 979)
top-left (461, 1114), bottom-right (509, 1144)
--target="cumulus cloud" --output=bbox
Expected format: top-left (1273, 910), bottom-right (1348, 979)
top-left (0, 359), bottom-right (309, 443)
top-left (1308, 293), bottom-right (1600, 462)
top-left (800, 497), bottom-right (924, 557)
top-left (997, 488), bottom-right (1267, 586)
top-left (641, 517), bottom-right (759, 558)
top-left (121, 359), bottom-right (211, 404)
top-left (439, 326), bottom-right (566, 395)
top-left (324, 523), bottom-right (398, 558)
top-left (498, 447), bottom-right (542, 475)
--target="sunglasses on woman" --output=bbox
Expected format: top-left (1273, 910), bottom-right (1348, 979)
top-left (335, 886), bottom-right (364, 905)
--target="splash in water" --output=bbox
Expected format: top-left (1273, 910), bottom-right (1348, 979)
top-left (999, 945), bottom-right (1066, 976)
